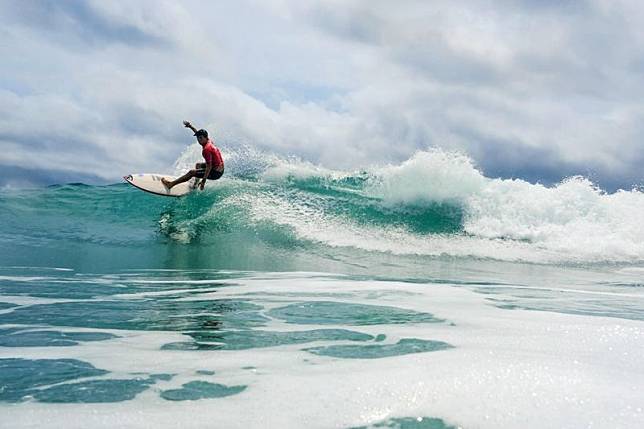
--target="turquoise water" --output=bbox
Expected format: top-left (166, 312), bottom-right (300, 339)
top-left (0, 149), bottom-right (643, 428)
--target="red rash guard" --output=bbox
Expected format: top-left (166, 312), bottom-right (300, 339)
top-left (202, 140), bottom-right (224, 170)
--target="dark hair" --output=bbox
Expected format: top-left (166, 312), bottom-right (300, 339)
top-left (194, 129), bottom-right (208, 138)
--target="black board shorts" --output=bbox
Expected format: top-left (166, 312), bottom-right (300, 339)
top-left (195, 167), bottom-right (224, 180)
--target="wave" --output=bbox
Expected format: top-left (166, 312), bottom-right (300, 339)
top-left (163, 145), bottom-right (644, 263)
top-left (3, 147), bottom-right (643, 264)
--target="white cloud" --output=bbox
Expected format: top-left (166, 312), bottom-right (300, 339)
top-left (0, 0), bottom-right (643, 188)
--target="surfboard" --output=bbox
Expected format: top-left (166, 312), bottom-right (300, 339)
top-left (123, 174), bottom-right (196, 197)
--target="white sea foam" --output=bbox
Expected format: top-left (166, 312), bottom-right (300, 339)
top-left (3, 267), bottom-right (74, 272)
top-left (465, 176), bottom-right (644, 261)
top-left (366, 149), bottom-right (485, 205)
top-left (0, 276), bottom-right (53, 282)
top-left (1, 273), bottom-right (642, 428)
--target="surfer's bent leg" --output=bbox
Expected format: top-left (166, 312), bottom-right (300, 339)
top-left (162, 170), bottom-right (196, 189)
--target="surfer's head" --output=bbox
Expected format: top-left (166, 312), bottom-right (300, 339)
top-left (194, 129), bottom-right (209, 145)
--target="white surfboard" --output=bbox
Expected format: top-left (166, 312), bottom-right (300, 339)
top-left (123, 173), bottom-right (196, 197)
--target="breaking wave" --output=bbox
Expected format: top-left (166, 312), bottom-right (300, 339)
top-left (3, 146), bottom-right (643, 265)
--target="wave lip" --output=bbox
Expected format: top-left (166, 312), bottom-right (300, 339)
top-left (366, 150), bottom-right (485, 206)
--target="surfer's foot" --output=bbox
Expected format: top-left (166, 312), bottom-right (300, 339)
top-left (161, 178), bottom-right (173, 189)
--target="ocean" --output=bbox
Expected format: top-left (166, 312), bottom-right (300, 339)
top-left (0, 148), bottom-right (642, 428)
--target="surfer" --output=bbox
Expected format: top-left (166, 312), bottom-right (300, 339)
top-left (162, 121), bottom-right (225, 191)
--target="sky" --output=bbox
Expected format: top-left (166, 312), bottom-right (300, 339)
top-left (1, 0), bottom-right (643, 190)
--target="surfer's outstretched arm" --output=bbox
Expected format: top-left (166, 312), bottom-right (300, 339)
top-left (183, 120), bottom-right (198, 134)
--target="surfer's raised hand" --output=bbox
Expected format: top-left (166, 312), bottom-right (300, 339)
top-left (183, 120), bottom-right (198, 134)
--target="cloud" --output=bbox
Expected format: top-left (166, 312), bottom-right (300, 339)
top-left (0, 0), bottom-right (643, 190)
top-left (4, 0), bottom-right (171, 49)
top-left (291, 0), bottom-right (644, 184)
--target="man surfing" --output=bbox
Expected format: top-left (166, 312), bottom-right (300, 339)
top-left (162, 121), bottom-right (225, 191)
